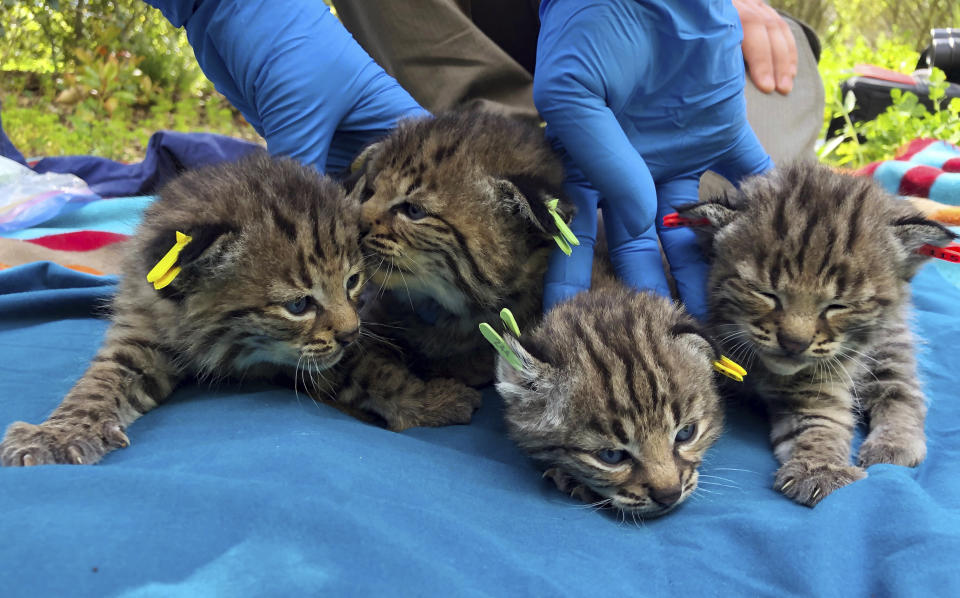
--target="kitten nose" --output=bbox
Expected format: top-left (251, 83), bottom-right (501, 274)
top-left (778, 333), bottom-right (812, 355)
top-left (335, 327), bottom-right (360, 345)
top-left (649, 485), bottom-right (683, 508)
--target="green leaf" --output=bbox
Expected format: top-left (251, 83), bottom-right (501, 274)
top-left (818, 135), bottom-right (847, 159)
top-left (843, 90), bottom-right (856, 113)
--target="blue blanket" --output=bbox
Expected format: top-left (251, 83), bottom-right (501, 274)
top-left (1, 200), bottom-right (959, 597)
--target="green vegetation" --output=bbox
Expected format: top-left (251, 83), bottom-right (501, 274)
top-left (1, 0), bottom-right (957, 164)
top-left (0, 1), bottom-right (260, 161)
top-left (771, 0), bottom-right (960, 167)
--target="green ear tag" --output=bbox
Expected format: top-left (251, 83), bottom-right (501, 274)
top-left (479, 323), bottom-right (523, 371)
top-left (499, 308), bottom-right (520, 336)
top-left (546, 198), bottom-right (580, 247)
top-left (553, 235), bottom-right (572, 256)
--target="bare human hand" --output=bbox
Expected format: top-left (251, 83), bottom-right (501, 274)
top-left (732, 0), bottom-right (797, 94)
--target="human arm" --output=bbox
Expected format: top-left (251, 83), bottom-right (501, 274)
top-left (145, 0), bottom-right (427, 174)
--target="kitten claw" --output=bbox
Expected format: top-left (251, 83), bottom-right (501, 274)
top-left (569, 486), bottom-right (597, 503)
top-left (22, 454), bottom-right (36, 467)
top-left (67, 446), bottom-right (84, 465)
top-left (104, 424), bottom-right (130, 449)
top-left (775, 460), bottom-right (866, 507)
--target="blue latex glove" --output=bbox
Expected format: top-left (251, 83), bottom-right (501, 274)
top-left (534, 0), bottom-right (773, 319)
top-left (145, 0), bottom-right (428, 174)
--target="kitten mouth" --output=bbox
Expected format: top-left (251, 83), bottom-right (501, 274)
top-left (612, 500), bottom-right (680, 518)
top-left (303, 347), bottom-right (345, 370)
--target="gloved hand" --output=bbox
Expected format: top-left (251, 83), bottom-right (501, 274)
top-left (534, 0), bottom-right (773, 319)
top-left (146, 0), bottom-right (428, 175)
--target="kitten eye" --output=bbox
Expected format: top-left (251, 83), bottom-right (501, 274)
top-left (675, 424), bottom-right (697, 443)
top-left (752, 291), bottom-right (780, 308)
top-left (400, 202), bottom-right (428, 220)
top-left (284, 296), bottom-right (311, 315)
top-left (824, 303), bottom-right (849, 315)
top-left (596, 449), bottom-right (629, 465)
top-left (346, 272), bottom-right (362, 290)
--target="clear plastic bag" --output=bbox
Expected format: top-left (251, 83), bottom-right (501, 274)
top-left (0, 156), bottom-right (100, 233)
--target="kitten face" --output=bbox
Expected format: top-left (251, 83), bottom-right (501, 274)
top-left (137, 155), bottom-right (366, 375)
top-left (346, 111), bottom-right (570, 314)
top-left (496, 287), bottom-right (723, 517)
top-left (680, 162), bottom-right (955, 377)
top-left (712, 254), bottom-right (894, 376)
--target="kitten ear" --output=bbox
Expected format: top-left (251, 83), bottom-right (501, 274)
top-left (144, 223), bottom-right (240, 289)
top-left (494, 174), bottom-right (575, 239)
top-left (671, 320), bottom-right (721, 364)
top-left (889, 213), bottom-right (957, 276)
top-left (675, 194), bottom-right (742, 234)
top-left (495, 335), bottom-right (568, 432)
top-left (341, 141), bottom-right (383, 195)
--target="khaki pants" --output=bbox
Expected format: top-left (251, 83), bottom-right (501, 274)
top-left (332, 0), bottom-right (825, 196)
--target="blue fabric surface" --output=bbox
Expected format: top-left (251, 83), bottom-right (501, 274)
top-left (1, 260), bottom-right (959, 596)
top-left (29, 131), bottom-right (263, 198)
top-left (0, 196), bottom-right (152, 240)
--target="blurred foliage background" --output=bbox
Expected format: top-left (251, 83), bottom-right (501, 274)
top-left (0, 0), bottom-right (957, 165)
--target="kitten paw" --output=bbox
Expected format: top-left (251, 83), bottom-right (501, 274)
top-left (1, 419), bottom-right (129, 467)
top-left (858, 430), bottom-right (926, 468)
top-left (543, 468), bottom-right (602, 504)
top-left (774, 460), bottom-right (866, 507)
top-left (389, 379), bottom-right (483, 430)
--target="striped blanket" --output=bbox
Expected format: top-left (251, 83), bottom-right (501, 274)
top-left (857, 139), bottom-right (960, 225)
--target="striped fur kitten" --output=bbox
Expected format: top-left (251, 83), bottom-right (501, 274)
top-left (678, 161), bottom-right (955, 507)
top-left (1, 156), bottom-right (480, 467)
top-left (346, 111), bottom-right (573, 387)
top-left (495, 281), bottom-right (724, 517)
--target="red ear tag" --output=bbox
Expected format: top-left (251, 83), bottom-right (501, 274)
top-left (917, 243), bottom-right (960, 263)
top-left (662, 212), bottom-right (711, 228)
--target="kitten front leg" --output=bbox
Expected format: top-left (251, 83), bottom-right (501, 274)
top-left (1, 330), bottom-right (181, 466)
top-left (856, 333), bottom-right (927, 468)
top-left (338, 347), bottom-right (483, 431)
top-left (767, 390), bottom-right (865, 507)
top-left (543, 467), bottom-right (602, 504)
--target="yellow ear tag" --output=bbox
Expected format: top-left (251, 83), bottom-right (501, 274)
top-left (553, 235), bottom-right (573, 256)
top-left (500, 308), bottom-right (520, 337)
top-left (546, 198), bottom-right (580, 248)
top-left (713, 355), bottom-right (747, 382)
top-left (146, 231), bottom-right (192, 290)
top-left (479, 323), bottom-right (523, 371)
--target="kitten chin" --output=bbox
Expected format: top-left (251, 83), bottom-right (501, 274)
top-left (758, 353), bottom-right (811, 376)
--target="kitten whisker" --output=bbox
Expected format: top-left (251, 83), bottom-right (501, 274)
top-left (696, 480), bottom-right (741, 490)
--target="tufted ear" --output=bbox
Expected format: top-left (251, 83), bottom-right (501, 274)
top-left (495, 334), bottom-right (569, 433)
top-left (494, 174), bottom-right (575, 240)
top-left (671, 320), bottom-right (720, 364)
top-left (143, 223), bottom-right (241, 297)
top-left (341, 141), bottom-right (384, 196)
top-left (675, 193), bottom-right (743, 236)
top-left (890, 214), bottom-right (958, 277)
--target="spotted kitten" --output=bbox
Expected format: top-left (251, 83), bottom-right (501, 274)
top-left (1, 156), bottom-right (480, 466)
top-left (494, 280), bottom-right (724, 517)
top-left (678, 161), bottom-right (955, 506)
top-left (347, 111), bottom-right (574, 387)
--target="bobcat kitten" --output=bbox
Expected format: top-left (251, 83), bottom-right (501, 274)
top-left (678, 161), bottom-right (955, 506)
top-left (495, 283), bottom-right (724, 517)
top-left (1, 156), bottom-right (480, 466)
top-left (347, 111), bottom-right (574, 387)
